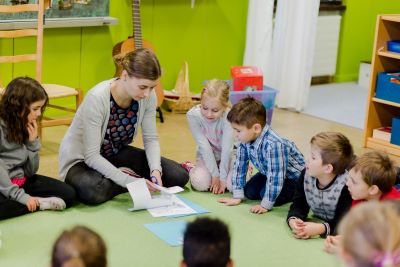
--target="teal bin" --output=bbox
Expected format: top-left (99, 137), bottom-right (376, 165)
top-left (229, 86), bottom-right (278, 125)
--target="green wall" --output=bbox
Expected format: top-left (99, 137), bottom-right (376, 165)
top-left (335, 0), bottom-right (400, 82)
top-left (0, 0), bottom-right (248, 99)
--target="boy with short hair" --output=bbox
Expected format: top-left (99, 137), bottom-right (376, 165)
top-left (346, 150), bottom-right (400, 205)
top-left (324, 150), bottom-right (400, 253)
top-left (287, 132), bottom-right (354, 239)
top-left (218, 97), bottom-right (305, 214)
top-left (181, 217), bottom-right (232, 267)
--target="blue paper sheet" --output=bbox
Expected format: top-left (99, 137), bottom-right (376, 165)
top-left (167, 196), bottom-right (210, 218)
top-left (144, 220), bottom-right (187, 246)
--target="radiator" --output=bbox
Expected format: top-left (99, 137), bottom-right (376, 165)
top-left (312, 14), bottom-right (342, 77)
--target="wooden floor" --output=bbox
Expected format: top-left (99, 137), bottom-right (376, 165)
top-left (39, 107), bottom-right (398, 180)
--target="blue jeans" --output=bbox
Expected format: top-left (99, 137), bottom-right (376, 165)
top-left (66, 146), bottom-right (189, 205)
top-left (244, 172), bottom-right (297, 206)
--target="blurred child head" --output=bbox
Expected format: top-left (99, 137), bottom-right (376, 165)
top-left (346, 151), bottom-right (397, 201)
top-left (307, 132), bottom-right (354, 177)
top-left (51, 226), bottom-right (107, 267)
top-left (200, 79), bottom-right (230, 122)
top-left (181, 217), bottom-right (232, 267)
top-left (338, 201), bottom-right (400, 267)
top-left (0, 76), bottom-right (48, 144)
top-left (227, 97), bottom-right (266, 143)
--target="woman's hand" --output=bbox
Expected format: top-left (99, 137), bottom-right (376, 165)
top-left (26, 196), bottom-right (39, 212)
top-left (150, 169), bottom-right (162, 187)
top-left (27, 120), bottom-right (38, 142)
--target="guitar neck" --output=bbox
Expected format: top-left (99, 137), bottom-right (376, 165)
top-left (133, 0), bottom-right (143, 49)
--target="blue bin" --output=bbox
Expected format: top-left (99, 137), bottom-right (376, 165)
top-left (388, 40), bottom-right (400, 53)
top-left (391, 117), bottom-right (400, 146)
top-left (229, 86), bottom-right (278, 125)
top-left (375, 72), bottom-right (400, 104)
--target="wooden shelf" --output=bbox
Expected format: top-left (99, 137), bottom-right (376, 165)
top-left (381, 15), bottom-right (400, 23)
top-left (366, 137), bottom-right (400, 157)
top-left (372, 97), bottom-right (400, 108)
top-left (364, 15), bottom-right (400, 158)
top-left (378, 50), bottom-right (400, 60)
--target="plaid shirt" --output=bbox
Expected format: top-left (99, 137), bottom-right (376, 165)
top-left (232, 125), bottom-right (305, 210)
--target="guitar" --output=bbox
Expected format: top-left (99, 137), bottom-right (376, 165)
top-left (112, 0), bottom-right (165, 113)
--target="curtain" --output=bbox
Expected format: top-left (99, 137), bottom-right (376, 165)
top-left (243, 0), bottom-right (274, 75)
top-left (267, 0), bottom-right (320, 111)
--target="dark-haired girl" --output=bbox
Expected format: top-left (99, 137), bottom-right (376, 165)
top-left (0, 77), bottom-right (76, 220)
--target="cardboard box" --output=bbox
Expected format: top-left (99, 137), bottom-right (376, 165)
top-left (230, 66), bottom-right (263, 91)
top-left (373, 127), bottom-right (392, 142)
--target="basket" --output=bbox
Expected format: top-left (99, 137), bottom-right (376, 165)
top-left (163, 62), bottom-right (200, 113)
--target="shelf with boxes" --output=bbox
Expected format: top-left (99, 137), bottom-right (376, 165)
top-left (364, 15), bottom-right (400, 157)
top-left (230, 66), bottom-right (278, 125)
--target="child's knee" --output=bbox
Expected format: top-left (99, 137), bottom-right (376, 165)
top-left (190, 167), bottom-right (211, 191)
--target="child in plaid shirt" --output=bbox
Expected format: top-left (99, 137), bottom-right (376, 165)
top-left (218, 97), bottom-right (305, 214)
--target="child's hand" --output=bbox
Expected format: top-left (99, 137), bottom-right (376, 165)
top-left (289, 218), bottom-right (305, 235)
top-left (26, 196), bottom-right (39, 212)
top-left (295, 222), bottom-right (325, 239)
top-left (27, 120), bottom-right (38, 142)
top-left (218, 197), bottom-right (241, 206)
top-left (217, 180), bottom-right (227, 194)
top-left (324, 235), bottom-right (341, 254)
top-left (250, 204), bottom-right (268, 214)
top-left (210, 177), bottom-right (220, 194)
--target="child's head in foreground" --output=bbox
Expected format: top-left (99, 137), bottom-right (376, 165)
top-left (338, 201), bottom-right (400, 267)
top-left (307, 132), bottom-right (354, 177)
top-left (182, 217), bottom-right (232, 267)
top-left (346, 151), bottom-right (397, 201)
top-left (227, 97), bottom-right (266, 143)
top-left (51, 226), bottom-right (107, 267)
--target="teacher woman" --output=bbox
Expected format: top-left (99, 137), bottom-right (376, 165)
top-left (59, 48), bottom-right (189, 204)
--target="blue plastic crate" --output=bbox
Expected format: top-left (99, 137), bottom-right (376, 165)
top-left (391, 117), bottom-right (400, 146)
top-left (229, 86), bottom-right (278, 125)
top-left (376, 72), bottom-right (400, 104)
top-left (388, 40), bottom-right (400, 53)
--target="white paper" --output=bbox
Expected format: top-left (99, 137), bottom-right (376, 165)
top-left (127, 179), bottom-right (173, 211)
top-left (147, 195), bottom-right (196, 217)
top-left (151, 183), bottom-right (184, 194)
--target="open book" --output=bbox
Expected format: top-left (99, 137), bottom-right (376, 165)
top-left (127, 179), bottom-right (195, 217)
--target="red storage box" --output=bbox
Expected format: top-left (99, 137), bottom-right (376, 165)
top-left (230, 66), bottom-right (263, 91)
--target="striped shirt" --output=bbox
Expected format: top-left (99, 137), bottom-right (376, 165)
top-left (232, 125), bottom-right (305, 210)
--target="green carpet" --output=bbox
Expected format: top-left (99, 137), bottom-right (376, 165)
top-left (0, 189), bottom-right (343, 267)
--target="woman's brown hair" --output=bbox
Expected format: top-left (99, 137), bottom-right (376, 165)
top-left (120, 48), bottom-right (161, 81)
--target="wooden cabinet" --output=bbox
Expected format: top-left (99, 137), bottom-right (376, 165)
top-left (364, 15), bottom-right (400, 157)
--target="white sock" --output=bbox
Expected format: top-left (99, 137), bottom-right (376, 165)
top-left (38, 197), bottom-right (66, 211)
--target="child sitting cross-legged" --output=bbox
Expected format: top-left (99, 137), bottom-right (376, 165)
top-left (324, 150), bottom-right (400, 253)
top-left (287, 132), bottom-right (354, 239)
top-left (218, 97), bottom-right (305, 214)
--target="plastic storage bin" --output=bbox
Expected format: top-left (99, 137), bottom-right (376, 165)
top-left (376, 72), bottom-right (400, 104)
top-left (230, 86), bottom-right (278, 125)
top-left (388, 40), bottom-right (400, 53)
top-left (391, 117), bottom-right (400, 146)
